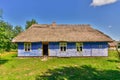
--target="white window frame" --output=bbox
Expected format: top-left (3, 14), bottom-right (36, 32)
top-left (76, 42), bottom-right (83, 52)
top-left (99, 45), bottom-right (103, 48)
top-left (24, 43), bottom-right (31, 52)
top-left (59, 42), bottom-right (67, 52)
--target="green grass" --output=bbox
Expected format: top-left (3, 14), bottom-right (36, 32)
top-left (0, 51), bottom-right (120, 80)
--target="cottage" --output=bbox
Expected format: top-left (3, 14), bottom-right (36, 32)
top-left (12, 22), bottom-right (113, 57)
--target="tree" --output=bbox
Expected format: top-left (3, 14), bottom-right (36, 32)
top-left (13, 25), bottom-right (24, 36)
top-left (0, 13), bottom-right (23, 52)
top-left (10, 25), bottom-right (24, 50)
top-left (0, 26), bottom-right (6, 52)
top-left (116, 45), bottom-right (120, 60)
top-left (0, 20), bottom-right (13, 52)
top-left (25, 19), bottom-right (38, 29)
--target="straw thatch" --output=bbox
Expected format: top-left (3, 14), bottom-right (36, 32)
top-left (12, 24), bottom-right (113, 42)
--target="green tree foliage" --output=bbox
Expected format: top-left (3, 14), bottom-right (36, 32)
top-left (0, 26), bottom-right (6, 51)
top-left (11, 25), bottom-right (24, 50)
top-left (25, 19), bottom-right (38, 29)
top-left (116, 46), bottom-right (120, 60)
top-left (0, 18), bottom-right (38, 53)
top-left (0, 20), bottom-right (13, 52)
top-left (0, 20), bottom-right (23, 52)
top-left (13, 25), bottom-right (24, 36)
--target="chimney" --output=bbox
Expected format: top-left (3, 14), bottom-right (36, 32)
top-left (52, 21), bottom-right (56, 27)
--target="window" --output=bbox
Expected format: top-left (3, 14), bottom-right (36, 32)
top-left (60, 42), bottom-right (67, 52)
top-left (76, 43), bottom-right (83, 52)
top-left (99, 45), bottom-right (103, 48)
top-left (118, 43), bottom-right (120, 48)
top-left (24, 43), bottom-right (31, 51)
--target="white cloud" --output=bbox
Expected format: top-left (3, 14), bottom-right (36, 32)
top-left (91, 0), bottom-right (118, 6)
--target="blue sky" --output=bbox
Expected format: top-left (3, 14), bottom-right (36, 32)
top-left (0, 0), bottom-right (120, 40)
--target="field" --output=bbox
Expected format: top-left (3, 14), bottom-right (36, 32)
top-left (0, 51), bottom-right (120, 80)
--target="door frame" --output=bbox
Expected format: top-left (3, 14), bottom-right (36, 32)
top-left (42, 42), bottom-right (49, 56)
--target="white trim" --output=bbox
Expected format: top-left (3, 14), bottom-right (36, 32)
top-left (76, 42), bottom-right (83, 52)
top-left (24, 42), bottom-right (31, 52)
top-left (59, 42), bottom-right (67, 52)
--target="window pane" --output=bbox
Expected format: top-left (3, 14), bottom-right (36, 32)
top-left (24, 43), bottom-right (27, 51)
top-left (24, 43), bottom-right (31, 51)
top-left (80, 47), bottom-right (82, 51)
top-left (60, 42), bottom-right (67, 52)
top-left (76, 43), bottom-right (83, 52)
top-left (25, 44), bottom-right (27, 48)
top-left (28, 48), bottom-right (30, 51)
top-left (28, 43), bottom-right (31, 48)
top-left (60, 47), bottom-right (63, 51)
top-left (99, 45), bottom-right (102, 48)
top-left (76, 43), bottom-right (79, 47)
top-left (118, 46), bottom-right (120, 48)
top-left (77, 47), bottom-right (79, 51)
top-left (64, 47), bottom-right (66, 51)
top-left (25, 45), bottom-right (27, 49)
top-left (60, 43), bottom-right (62, 46)
top-left (25, 48), bottom-right (27, 51)
top-left (28, 43), bottom-right (31, 51)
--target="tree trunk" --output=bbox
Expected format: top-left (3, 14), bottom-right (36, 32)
top-left (116, 46), bottom-right (120, 60)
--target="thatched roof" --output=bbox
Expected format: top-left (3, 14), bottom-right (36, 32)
top-left (12, 24), bottom-right (113, 42)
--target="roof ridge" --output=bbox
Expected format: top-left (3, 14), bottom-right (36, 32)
top-left (57, 24), bottom-right (90, 26)
top-left (29, 24), bottom-right (92, 29)
top-left (31, 24), bottom-right (91, 26)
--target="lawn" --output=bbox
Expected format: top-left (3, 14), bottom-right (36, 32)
top-left (0, 51), bottom-right (120, 80)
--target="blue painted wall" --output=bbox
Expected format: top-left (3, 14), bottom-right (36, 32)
top-left (17, 42), bottom-right (108, 57)
top-left (18, 42), bottom-right (42, 56)
top-left (49, 42), bottom-right (108, 57)
top-left (83, 42), bottom-right (108, 56)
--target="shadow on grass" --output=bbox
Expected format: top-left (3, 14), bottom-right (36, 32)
top-left (107, 60), bottom-right (120, 63)
top-left (36, 65), bottom-right (120, 80)
top-left (11, 54), bottom-right (17, 58)
top-left (0, 59), bottom-right (9, 65)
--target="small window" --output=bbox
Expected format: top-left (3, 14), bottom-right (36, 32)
top-left (118, 46), bottom-right (120, 48)
top-left (76, 43), bottom-right (83, 52)
top-left (99, 45), bottom-right (103, 48)
top-left (24, 43), bottom-right (31, 51)
top-left (60, 42), bottom-right (67, 52)
top-left (118, 43), bottom-right (120, 48)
